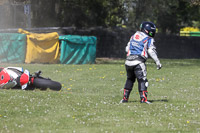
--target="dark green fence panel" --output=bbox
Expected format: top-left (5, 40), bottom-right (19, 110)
top-left (59, 35), bottom-right (97, 64)
top-left (0, 33), bottom-right (26, 63)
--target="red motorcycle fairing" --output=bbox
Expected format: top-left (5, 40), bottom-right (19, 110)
top-left (0, 68), bottom-right (12, 88)
top-left (20, 70), bottom-right (30, 90)
top-left (30, 77), bottom-right (34, 84)
top-left (0, 67), bottom-right (30, 89)
top-left (20, 73), bottom-right (29, 85)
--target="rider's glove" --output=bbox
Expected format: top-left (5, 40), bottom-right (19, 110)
top-left (156, 61), bottom-right (162, 70)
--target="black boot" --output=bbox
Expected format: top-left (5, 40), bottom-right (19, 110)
top-left (120, 89), bottom-right (131, 103)
top-left (140, 91), bottom-right (151, 104)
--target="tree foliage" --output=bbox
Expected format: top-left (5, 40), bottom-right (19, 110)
top-left (29, 0), bottom-right (200, 34)
top-left (30, 0), bottom-right (125, 28)
top-left (125, 0), bottom-right (200, 34)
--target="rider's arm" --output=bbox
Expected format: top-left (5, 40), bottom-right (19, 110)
top-left (147, 40), bottom-right (162, 70)
top-left (125, 42), bottom-right (130, 53)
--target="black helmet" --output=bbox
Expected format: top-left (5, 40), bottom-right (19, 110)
top-left (140, 21), bottom-right (156, 37)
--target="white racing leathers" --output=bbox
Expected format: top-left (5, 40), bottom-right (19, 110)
top-left (123, 31), bottom-right (161, 103)
top-left (125, 31), bottom-right (161, 67)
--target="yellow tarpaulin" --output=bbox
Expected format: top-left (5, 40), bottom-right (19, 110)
top-left (18, 28), bottom-right (60, 64)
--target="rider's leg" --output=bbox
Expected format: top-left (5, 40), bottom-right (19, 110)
top-left (135, 63), bottom-right (151, 104)
top-left (120, 65), bottom-right (136, 103)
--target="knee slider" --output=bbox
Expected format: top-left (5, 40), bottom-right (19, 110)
top-left (138, 78), bottom-right (148, 91)
top-left (144, 79), bottom-right (148, 87)
top-left (139, 78), bottom-right (148, 86)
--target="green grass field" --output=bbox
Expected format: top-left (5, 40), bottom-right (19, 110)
top-left (0, 59), bottom-right (200, 133)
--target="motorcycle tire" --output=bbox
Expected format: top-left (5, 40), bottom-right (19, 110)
top-left (32, 77), bottom-right (62, 91)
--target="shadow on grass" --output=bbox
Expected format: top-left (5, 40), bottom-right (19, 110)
top-left (149, 99), bottom-right (169, 103)
top-left (9, 87), bottom-right (46, 91)
top-left (10, 86), bottom-right (54, 91)
top-left (128, 99), bottom-right (169, 103)
top-left (129, 100), bottom-right (139, 103)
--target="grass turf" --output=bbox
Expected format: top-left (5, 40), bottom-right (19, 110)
top-left (0, 59), bottom-right (200, 133)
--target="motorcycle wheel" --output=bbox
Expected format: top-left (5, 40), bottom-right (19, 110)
top-left (33, 77), bottom-right (62, 91)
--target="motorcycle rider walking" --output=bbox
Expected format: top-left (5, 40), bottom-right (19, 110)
top-left (120, 21), bottom-right (162, 104)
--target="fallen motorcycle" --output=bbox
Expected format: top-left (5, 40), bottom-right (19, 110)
top-left (0, 67), bottom-right (61, 91)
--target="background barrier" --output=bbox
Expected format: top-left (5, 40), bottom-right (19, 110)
top-left (180, 31), bottom-right (200, 37)
top-left (59, 35), bottom-right (97, 64)
top-left (61, 27), bottom-right (200, 59)
top-left (0, 33), bottom-right (26, 63)
top-left (18, 29), bottom-right (60, 64)
top-left (0, 27), bottom-right (200, 64)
